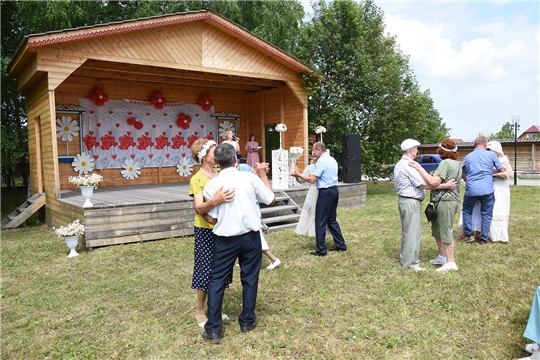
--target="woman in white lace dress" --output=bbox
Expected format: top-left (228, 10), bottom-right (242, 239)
top-left (487, 140), bottom-right (513, 242)
top-left (295, 162), bottom-right (317, 237)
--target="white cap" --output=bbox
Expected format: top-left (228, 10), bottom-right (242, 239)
top-left (400, 139), bottom-right (421, 152)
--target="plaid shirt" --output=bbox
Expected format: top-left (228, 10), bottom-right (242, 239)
top-left (393, 156), bottom-right (425, 201)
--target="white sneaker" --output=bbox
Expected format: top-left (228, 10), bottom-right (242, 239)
top-left (410, 266), bottom-right (426, 271)
top-left (221, 313), bottom-right (229, 321)
top-left (436, 262), bottom-right (458, 272)
top-left (429, 256), bottom-right (447, 265)
top-left (267, 258), bottom-right (281, 270)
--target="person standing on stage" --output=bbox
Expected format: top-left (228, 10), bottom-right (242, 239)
top-left (291, 142), bottom-right (347, 256)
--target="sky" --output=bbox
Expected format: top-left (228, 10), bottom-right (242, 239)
top-left (302, 1), bottom-right (539, 141)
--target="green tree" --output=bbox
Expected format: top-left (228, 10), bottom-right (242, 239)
top-left (489, 121), bottom-right (514, 140)
top-left (296, 0), bottom-right (449, 179)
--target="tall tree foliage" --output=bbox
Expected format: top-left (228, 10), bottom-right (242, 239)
top-left (0, 0), bottom-right (304, 186)
top-left (296, 0), bottom-right (449, 178)
top-left (488, 121), bottom-right (514, 140)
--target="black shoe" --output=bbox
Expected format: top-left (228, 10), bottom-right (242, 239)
top-left (328, 247), bottom-right (347, 252)
top-left (202, 331), bottom-right (221, 344)
top-left (240, 320), bottom-right (257, 333)
top-left (310, 251), bottom-right (327, 257)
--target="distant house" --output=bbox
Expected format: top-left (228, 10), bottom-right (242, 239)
top-left (519, 125), bottom-right (540, 140)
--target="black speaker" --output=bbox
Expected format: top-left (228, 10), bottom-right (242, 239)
top-left (342, 134), bottom-right (360, 159)
top-left (343, 158), bottom-right (361, 183)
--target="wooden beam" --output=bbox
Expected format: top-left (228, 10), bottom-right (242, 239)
top-left (48, 89), bottom-right (61, 199)
top-left (71, 69), bottom-right (267, 92)
top-left (78, 59), bottom-right (287, 89)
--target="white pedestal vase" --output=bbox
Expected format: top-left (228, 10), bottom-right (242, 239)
top-left (64, 236), bottom-right (79, 258)
top-left (80, 186), bottom-right (94, 208)
top-left (272, 149), bottom-right (289, 189)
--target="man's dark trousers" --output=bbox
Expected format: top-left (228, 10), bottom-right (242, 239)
top-left (315, 186), bottom-right (347, 254)
top-left (204, 230), bottom-right (262, 335)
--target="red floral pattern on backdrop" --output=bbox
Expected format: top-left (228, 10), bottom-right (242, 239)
top-left (80, 99), bottom-right (215, 169)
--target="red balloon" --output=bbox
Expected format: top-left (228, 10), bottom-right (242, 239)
top-left (89, 93), bottom-right (97, 101)
top-left (155, 91), bottom-right (163, 98)
top-left (134, 122), bottom-right (144, 130)
top-left (156, 103), bottom-right (163, 110)
top-left (96, 99), bottom-right (105, 106)
top-left (127, 118), bottom-right (137, 125)
top-left (178, 113), bottom-right (186, 120)
top-left (95, 87), bottom-right (104, 95)
top-left (150, 96), bottom-right (158, 104)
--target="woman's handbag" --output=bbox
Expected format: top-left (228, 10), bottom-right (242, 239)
top-left (425, 202), bottom-right (438, 222)
top-left (425, 170), bottom-right (459, 223)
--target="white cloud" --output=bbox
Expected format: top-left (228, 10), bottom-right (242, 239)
top-left (377, 1), bottom-right (539, 140)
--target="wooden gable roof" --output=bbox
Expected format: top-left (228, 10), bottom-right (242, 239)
top-left (9, 10), bottom-right (313, 105)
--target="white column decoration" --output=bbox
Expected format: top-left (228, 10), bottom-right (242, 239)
top-left (272, 149), bottom-right (289, 189)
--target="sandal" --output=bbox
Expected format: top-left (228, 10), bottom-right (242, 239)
top-left (521, 343), bottom-right (539, 354)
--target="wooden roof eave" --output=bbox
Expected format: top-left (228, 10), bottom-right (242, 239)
top-left (10, 10), bottom-right (316, 78)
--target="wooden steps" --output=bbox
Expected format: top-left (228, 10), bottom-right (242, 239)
top-left (1, 193), bottom-right (45, 229)
top-left (260, 191), bottom-right (301, 233)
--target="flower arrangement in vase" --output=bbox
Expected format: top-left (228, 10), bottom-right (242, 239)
top-left (315, 125), bottom-right (327, 142)
top-left (68, 173), bottom-right (103, 188)
top-left (54, 219), bottom-right (85, 257)
top-left (68, 173), bottom-right (103, 207)
top-left (275, 123), bottom-right (287, 149)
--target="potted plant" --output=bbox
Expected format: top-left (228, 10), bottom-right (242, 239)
top-left (54, 219), bottom-right (85, 257)
top-left (68, 173), bottom-right (103, 207)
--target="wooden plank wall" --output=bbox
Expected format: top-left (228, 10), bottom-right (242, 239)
top-left (247, 87), bottom-right (307, 170)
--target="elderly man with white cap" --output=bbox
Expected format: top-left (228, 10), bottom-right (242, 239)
top-left (393, 139), bottom-right (456, 271)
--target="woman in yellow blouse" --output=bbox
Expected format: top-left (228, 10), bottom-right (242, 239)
top-left (189, 138), bottom-right (235, 327)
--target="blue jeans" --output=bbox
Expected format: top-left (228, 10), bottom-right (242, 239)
top-left (462, 192), bottom-right (495, 241)
top-left (204, 230), bottom-right (262, 334)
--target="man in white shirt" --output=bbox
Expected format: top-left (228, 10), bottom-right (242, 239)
top-left (201, 143), bottom-right (275, 344)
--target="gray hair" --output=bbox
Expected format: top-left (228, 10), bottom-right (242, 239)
top-left (214, 143), bottom-right (236, 168)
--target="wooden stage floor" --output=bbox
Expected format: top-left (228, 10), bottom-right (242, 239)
top-left (56, 181), bottom-right (365, 248)
top-left (60, 182), bottom-right (200, 208)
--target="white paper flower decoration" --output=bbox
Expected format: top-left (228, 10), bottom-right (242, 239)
top-left (121, 159), bottom-right (141, 180)
top-left (56, 116), bottom-right (80, 142)
top-left (71, 153), bottom-right (95, 174)
top-left (219, 121), bottom-right (236, 139)
top-left (177, 157), bottom-right (194, 177)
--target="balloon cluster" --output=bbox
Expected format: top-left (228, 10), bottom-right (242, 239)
top-left (176, 113), bottom-right (192, 129)
top-left (127, 117), bottom-right (144, 130)
top-left (197, 94), bottom-right (213, 111)
top-left (89, 87), bottom-right (109, 106)
top-left (150, 91), bottom-right (167, 109)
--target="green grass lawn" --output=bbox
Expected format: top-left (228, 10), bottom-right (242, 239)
top-left (1, 182), bottom-right (539, 359)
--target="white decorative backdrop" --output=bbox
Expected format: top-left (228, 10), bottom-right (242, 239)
top-left (79, 99), bottom-right (215, 169)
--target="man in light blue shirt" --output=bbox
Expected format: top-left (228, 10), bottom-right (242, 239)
top-left (291, 142), bottom-right (347, 256)
top-left (462, 136), bottom-right (504, 245)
